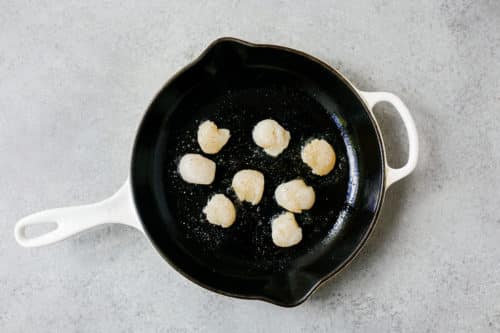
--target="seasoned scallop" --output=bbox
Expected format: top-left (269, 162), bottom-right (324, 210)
top-left (252, 119), bottom-right (290, 157)
top-left (274, 179), bottom-right (315, 213)
top-left (178, 154), bottom-right (216, 185)
top-left (271, 212), bottom-right (302, 247)
top-left (197, 120), bottom-right (231, 154)
top-left (203, 194), bottom-right (236, 228)
top-left (301, 139), bottom-right (336, 176)
top-left (232, 169), bottom-right (265, 205)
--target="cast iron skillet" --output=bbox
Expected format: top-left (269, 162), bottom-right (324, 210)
top-left (15, 38), bottom-right (418, 307)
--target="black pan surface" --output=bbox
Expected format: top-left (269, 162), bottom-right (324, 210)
top-left (131, 38), bottom-right (385, 306)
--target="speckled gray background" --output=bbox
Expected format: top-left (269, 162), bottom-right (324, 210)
top-left (1, 0), bottom-right (499, 332)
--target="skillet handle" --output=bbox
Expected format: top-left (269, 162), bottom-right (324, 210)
top-left (359, 91), bottom-right (419, 188)
top-left (14, 179), bottom-right (143, 247)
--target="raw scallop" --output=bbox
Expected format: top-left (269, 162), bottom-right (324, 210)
top-left (203, 194), bottom-right (236, 228)
top-left (301, 139), bottom-right (336, 176)
top-left (197, 120), bottom-right (230, 154)
top-left (252, 119), bottom-right (290, 157)
top-left (271, 212), bottom-right (302, 247)
top-left (274, 179), bottom-right (315, 213)
top-left (232, 169), bottom-right (265, 205)
top-left (178, 154), bottom-right (216, 185)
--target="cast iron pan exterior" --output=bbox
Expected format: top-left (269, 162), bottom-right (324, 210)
top-left (131, 38), bottom-right (385, 306)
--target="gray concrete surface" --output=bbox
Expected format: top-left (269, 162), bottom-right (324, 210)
top-left (1, 0), bottom-right (499, 332)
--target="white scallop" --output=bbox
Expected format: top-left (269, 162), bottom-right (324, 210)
top-left (274, 179), bottom-right (315, 213)
top-left (197, 120), bottom-right (231, 154)
top-left (203, 194), bottom-right (236, 228)
top-left (232, 169), bottom-right (265, 205)
top-left (271, 212), bottom-right (302, 247)
top-left (301, 139), bottom-right (336, 176)
top-left (252, 119), bottom-right (290, 157)
top-left (178, 154), bottom-right (216, 185)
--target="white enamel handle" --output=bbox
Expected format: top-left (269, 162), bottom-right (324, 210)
top-left (14, 179), bottom-right (143, 247)
top-left (359, 91), bottom-right (419, 188)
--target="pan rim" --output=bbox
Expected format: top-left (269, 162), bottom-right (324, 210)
top-left (130, 37), bottom-right (387, 307)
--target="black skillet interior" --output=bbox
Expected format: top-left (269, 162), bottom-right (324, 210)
top-left (131, 38), bottom-right (385, 306)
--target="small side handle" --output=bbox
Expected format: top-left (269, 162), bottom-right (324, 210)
top-left (360, 91), bottom-right (419, 188)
